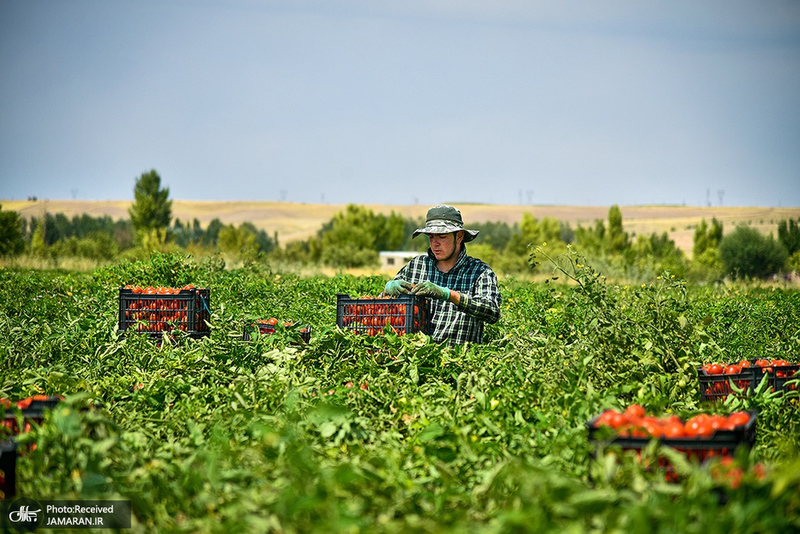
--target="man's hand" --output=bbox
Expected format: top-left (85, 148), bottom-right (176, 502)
top-left (411, 281), bottom-right (451, 301)
top-left (384, 279), bottom-right (413, 296)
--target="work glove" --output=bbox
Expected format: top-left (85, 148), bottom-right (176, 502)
top-left (411, 281), bottom-right (450, 301)
top-left (384, 279), bottom-right (413, 296)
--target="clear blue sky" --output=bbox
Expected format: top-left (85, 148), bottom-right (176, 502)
top-left (1, 0), bottom-right (799, 207)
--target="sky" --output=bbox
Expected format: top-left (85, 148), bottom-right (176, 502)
top-left (1, 0), bottom-right (799, 207)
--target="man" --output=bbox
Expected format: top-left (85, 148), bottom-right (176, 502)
top-left (384, 204), bottom-right (501, 345)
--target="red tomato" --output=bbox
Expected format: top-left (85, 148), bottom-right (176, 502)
top-left (663, 422), bottom-right (685, 439)
top-left (724, 364), bottom-right (742, 375)
top-left (685, 414), bottom-right (713, 438)
top-left (707, 363), bottom-right (724, 375)
top-left (641, 418), bottom-right (664, 438)
top-left (596, 410), bottom-right (626, 429)
top-left (624, 404), bottom-right (646, 421)
top-left (707, 415), bottom-right (727, 431)
top-left (727, 411), bottom-right (750, 428)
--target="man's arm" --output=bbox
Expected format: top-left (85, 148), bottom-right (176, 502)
top-left (453, 269), bottom-right (501, 324)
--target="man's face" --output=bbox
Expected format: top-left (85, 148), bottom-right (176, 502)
top-left (429, 232), bottom-right (461, 261)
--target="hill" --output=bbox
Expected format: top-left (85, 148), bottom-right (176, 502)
top-left (4, 199), bottom-right (799, 257)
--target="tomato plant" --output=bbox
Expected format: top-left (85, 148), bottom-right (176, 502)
top-left (0, 253), bottom-right (798, 532)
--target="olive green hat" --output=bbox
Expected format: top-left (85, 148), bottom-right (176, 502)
top-left (412, 205), bottom-right (479, 242)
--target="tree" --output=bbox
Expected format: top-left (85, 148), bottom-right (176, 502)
top-left (0, 205), bottom-right (25, 257)
top-left (203, 218), bottom-right (224, 247)
top-left (374, 212), bottom-right (406, 252)
top-left (633, 232), bottom-right (688, 278)
top-left (319, 204), bottom-right (379, 268)
top-left (718, 226), bottom-right (788, 279)
top-left (574, 205), bottom-right (630, 257)
top-left (777, 218), bottom-right (800, 256)
top-left (691, 217), bottom-right (724, 278)
top-left (606, 204), bottom-right (629, 254)
top-left (218, 223), bottom-right (258, 259)
top-left (128, 170), bottom-right (172, 244)
top-left (693, 218), bottom-right (723, 258)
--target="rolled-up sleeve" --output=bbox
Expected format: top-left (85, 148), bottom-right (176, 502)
top-left (456, 268), bottom-right (501, 324)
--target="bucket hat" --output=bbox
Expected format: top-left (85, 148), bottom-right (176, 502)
top-left (412, 205), bottom-right (479, 242)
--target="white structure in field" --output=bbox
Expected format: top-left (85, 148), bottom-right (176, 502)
top-left (379, 251), bottom-right (419, 270)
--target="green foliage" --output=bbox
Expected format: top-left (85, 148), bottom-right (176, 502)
top-left (606, 204), bottom-right (630, 254)
top-left (693, 218), bottom-right (724, 258)
top-left (49, 233), bottom-right (121, 261)
top-left (789, 251), bottom-right (800, 274)
top-left (507, 213), bottom-right (566, 256)
top-left (318, 204), bottom-right (382, 268)
top-left (574, 205), bottom-right (631, 258)
top-left (689, 218), bottom-right (725, 282)
top-left (203, 218), bottom-right (224, 247)
top-left (632, 232), bottom-right (688, 279)
top-left (719, 226), bottom-right (788, 279)
top-left (214, 222), bottom-right (275, 262)
top-left (469, 220), bottom-right (518, 251)
top-left (1, 254), bottom-right (799, 531)
top-left (128, 170), bottom-right (173, 240)
top-left (0, 204), bottom-right (25, 256)
top-left (778, 218), bottom-right (800, 256)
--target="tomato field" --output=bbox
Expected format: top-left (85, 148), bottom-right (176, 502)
top-left (1, 251), bottom-right (799, 533)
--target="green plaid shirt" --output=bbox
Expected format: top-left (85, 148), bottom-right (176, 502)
top-left (394, 246), bottom-right (501, 345)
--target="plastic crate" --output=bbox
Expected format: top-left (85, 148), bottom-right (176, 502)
top-left (749, 361), bottom-right (800, 393)
top-left (336, 294), bottom-right (430, 336)
top-left (118, 287), bottom-right (211, 341)
top-left (0, 440), bottom-right (16, 499)
top-left (698, 368), bottom-right (756, 402)
top-left (2, 396), bottom-right (63, 437)
top-left (587, 410), bottom-right (757, 466)
top-left (771, 366), bottom-right (800, 393)
top-left (243, 321), bottom-right (311, 343)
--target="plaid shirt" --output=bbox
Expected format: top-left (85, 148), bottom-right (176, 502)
top-left (394, 246), bottom-right (501, 345)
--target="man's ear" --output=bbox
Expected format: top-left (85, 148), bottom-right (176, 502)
top-left (455, 231), bottom-right (464, 246)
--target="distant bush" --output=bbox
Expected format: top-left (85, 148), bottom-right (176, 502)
top-left (0, 204), bottom-right (25, 257)
top-left (719, 226), bottom-right (788, 279)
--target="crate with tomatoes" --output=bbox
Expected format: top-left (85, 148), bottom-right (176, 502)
top-left (118, 284), bottom-right (211, 341)
top-left (587, 405), bottom-right (757, 481)
top-left (243, 317), bottom-right (311, 343)
top-left (749, 358), bottom-right (799, 393)
top-left (698, 358), bottom-right (799, 401)
top-left (2, 395), bottom-right (64, 437)
top-left (336, 294), bottom-right (431, 336)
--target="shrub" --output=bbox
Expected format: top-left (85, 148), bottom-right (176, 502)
top-left (719, 226), bottom-right (788, 279)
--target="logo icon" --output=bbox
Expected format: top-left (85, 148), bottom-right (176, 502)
top-left (6, 498), bottom-right (43, 533)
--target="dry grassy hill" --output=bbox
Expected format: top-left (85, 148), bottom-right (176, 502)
top-left (4, 199), bottom-right (799, 258)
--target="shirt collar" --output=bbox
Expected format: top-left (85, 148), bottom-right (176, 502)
top-left (426, 244), bottom-right (468, 272)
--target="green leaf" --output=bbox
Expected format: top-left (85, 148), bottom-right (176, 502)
top-left (418, 423), bottom-right (445, 443)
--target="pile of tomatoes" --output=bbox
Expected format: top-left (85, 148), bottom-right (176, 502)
top-left (339, 295), bottom-right (426, 336)
top-left (700, 358), bottom-right (798, 398)
top-left (252, 318), bottom-right (311, 341)
top-left (701, 358), bottom-right (795, 376)
top-left (590, 405), bottom-right (755, 480)
top-left (121, 285), bottom-right (209, 334)
top-left (124, 284), bottom-right (197, 295)
top-left (592, 404), bottom-right (753, 440)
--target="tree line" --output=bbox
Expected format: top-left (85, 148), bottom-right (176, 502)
top-left (1, 170), bottom-right (799, 282)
